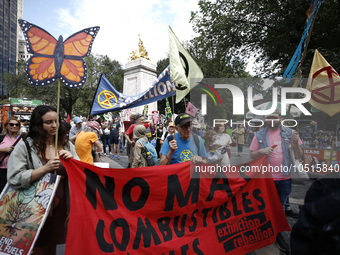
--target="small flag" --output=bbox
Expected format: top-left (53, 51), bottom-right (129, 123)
top-left (185, 102), bottom-right (198, 117)
top-left (307, 50), bottom-right (340, 116)
top-left (66, 114), bottom-right (70, 123)
top-left (169, 26), bottom-right (203, 103)
top-left (143, 105), bottom-right (149, 116)
top-left (152, 111), bottom-right (159, 125)
top-left (165, 98), bottom-right (172, 119)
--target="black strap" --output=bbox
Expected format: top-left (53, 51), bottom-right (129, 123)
top-left (0, 135), bottom-right (23, 165)
top-left (23, 139), bottom-right (34, 168)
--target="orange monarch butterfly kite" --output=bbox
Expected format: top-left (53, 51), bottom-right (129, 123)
top-left (19, 19), bottom-right (100, 88)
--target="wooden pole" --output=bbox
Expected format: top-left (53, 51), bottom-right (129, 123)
top-left (55, 79), bottom-right (61, 158)
top-left (171, 87), bottom-right (175, 122)
top-left (171, 84), bottom-right (176, 135)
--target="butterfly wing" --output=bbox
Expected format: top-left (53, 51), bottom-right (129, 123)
top-left (19, 19), bottom-right (59, 86)
top-left (60, 27), bottom-right (100, 88)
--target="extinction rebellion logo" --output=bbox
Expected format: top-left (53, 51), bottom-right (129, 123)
top-left (97, 90), bottom-right (118, 109)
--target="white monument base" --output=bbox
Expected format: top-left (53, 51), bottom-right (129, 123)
top-left (123, 58), bottom-right (157, 118)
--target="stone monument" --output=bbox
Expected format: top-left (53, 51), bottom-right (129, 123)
top-left (123, 36), bottom-right (157, 117)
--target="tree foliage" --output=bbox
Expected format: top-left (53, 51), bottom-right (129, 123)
top-left (5, 55), bottom-right (124, 118)
top-left (191, 0), bottom-right (340, 77)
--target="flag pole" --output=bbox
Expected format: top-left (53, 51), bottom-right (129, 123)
top-left (171, 85), bottom-right (176, 135)
top-left (171, 87), bottom-right (175, 122)
top-left (54, 79), bottom-right (61, 175)
top-left (55, 79), bottom-right (61, 157)
top-left (287, 5), bottom-right (320, 118)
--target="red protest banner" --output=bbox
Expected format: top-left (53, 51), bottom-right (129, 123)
top-left (62, 155), bottom-right (289, 254)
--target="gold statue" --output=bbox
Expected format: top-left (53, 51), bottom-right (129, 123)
top-left (128, 35), bottom-right (150, 61)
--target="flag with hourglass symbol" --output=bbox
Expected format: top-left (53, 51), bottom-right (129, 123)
top-left (307, 50), bottom-right (340, 117)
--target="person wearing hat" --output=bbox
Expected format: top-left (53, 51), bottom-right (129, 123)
top-left (249, 109), bottom-right (303, 253)
top-left (160, 122), bottom-right (176, 146)
top-left (73, 121), bottom-right (103, 164)
top-left (124, 113), bottom-right (152, 168)
top-left (69, 116), bottom-right (83, 143)
top-left (159, 113), bottom-right (207, 165)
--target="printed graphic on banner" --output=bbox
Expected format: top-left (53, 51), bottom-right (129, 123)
top-left (62, 156), bottom-right (289, 255)
top-left (90, 66), bottom-right (176, 115)
top-left (0, 174), bottom-right (60, 255)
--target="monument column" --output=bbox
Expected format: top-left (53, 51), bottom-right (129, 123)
top-left (123, 37), bottom-right (157, 117)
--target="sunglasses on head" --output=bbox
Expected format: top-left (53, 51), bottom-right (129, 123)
top-left (9, 123), bottom-right (19, 127)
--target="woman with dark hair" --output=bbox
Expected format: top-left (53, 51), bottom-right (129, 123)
top-left (0, 116), bottom-right (22, 192)
top-left (7, 105), bottom-right (78, 255)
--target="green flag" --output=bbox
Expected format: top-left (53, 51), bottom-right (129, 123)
top-left (165, 98), bottom-right (172, 119)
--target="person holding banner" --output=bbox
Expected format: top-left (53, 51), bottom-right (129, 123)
top-left (159, 113), bottom-right (207, 165)
top-left (0, 117), bottom-right (23, 192)
top-left (7, 105), bottom-right (79, 255)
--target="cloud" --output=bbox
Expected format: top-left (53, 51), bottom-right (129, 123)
top-left (54, 0), bottom-right (199, 68)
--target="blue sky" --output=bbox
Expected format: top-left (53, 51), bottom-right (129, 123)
top-left (22, 0), bottom-right (200, 68)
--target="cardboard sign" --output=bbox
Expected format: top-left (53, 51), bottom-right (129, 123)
top-left (0, 174), bottom-right (60, 255)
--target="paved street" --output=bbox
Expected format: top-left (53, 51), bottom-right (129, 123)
top-left (98, 143), bottom-right (315, 255)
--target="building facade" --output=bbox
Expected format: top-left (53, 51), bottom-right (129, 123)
top-left (0, 0), bottom-right (21, 99)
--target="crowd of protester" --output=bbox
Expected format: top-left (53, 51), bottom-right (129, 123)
top-left (1, 107), bottom-right (340, 255)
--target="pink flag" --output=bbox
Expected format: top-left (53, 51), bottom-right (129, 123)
top-left (185, 102), bottom-right (198, 117)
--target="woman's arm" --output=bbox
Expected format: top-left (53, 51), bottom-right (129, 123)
top-left (94, 140), bottom-right (103, 153)
top-left (8, 142), bottom-right (60, 189)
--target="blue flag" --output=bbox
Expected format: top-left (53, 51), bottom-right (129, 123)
top-left (90, 66), bottom-right (176, 115)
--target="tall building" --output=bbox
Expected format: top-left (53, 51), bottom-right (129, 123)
top-left (0, 0), bottom-right (20, 99)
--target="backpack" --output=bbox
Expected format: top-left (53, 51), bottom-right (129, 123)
top-left (138, 139), bottom-right (158, 166)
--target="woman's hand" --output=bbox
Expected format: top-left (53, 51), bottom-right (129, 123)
top-left (44, 157), bottom-right (61, 173)
top-left (2, 146), bottom-right (14, 153)
top-left (59, 150), bottom-right (73, 159)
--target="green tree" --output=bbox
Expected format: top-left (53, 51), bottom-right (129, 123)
top-left (5, 55), bottom-right (124, 118)
top-left (191, 0), bottom-right (340, 77)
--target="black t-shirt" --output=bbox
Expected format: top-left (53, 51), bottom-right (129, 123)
top-left (110, 122), bottom-right (121, 137)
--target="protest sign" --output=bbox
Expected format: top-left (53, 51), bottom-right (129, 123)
top-left (63, 156), bottom-right (289, 254)
top-left (0, 174), bottom-right (60, 255)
